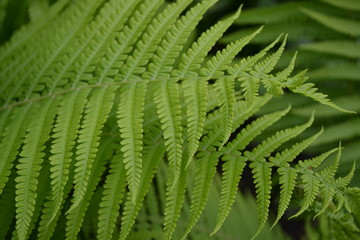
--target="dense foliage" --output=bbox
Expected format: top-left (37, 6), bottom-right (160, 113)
top-left (0, 0), bottom-right (359, 239)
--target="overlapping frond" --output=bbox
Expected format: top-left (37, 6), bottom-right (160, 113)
top-left (0, 1), bottom-right (358, 240)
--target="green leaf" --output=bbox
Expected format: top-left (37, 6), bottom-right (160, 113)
top-left (117, 81), bottom-right (147, 202)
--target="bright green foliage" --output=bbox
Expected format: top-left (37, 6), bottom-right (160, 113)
top-left (226, 0), bottom-right (360, 170)
top-left (0, 0), bottom-right (358, 240)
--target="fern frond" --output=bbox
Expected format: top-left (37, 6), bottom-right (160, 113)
top-left (1, 0), bottom-right (103, 104)
top-left (0, 104), bottom-right (32, 195)
top-left (162, 156), bottom-right (187, 240)
top-left (300, 8), bottom-right (360, 37)
top-left (65, 136), bottom-right (115, 240)
top-left (288, 82), bottom-right (355, 113)
top-left (37, 172), bottom-right (73, 240)
top-left (96, 0), bottom-right (164, 81)
top-left (119, 141), bottom-right (165, 240)
top-left (254, 35), bottom-right (287, 74)
top-left (250, 161), bottom-right (273, 239)
top-left (270, 128), bottom-right (323, 166)
top-left (301, 41), bottom-right (360, 59)
top-left (69, 86), bottom-right (116, 212)
top-left (308, 64), bottom-right (360, 81)
top-left (318, 0), bottom-right (360, 11)
top-left (214, 75), bottom-right (235, 148)
top-left (0, 0), bottom-right (68, 61)
top-left (291, 174), bottom-right (321, 219)
top-left (182, 75), bottom-right (208, 167)
top-left (97, 152), bottom-right (126, 240)
top-left (233, 1), bottom-right (320, 24)
top-left (297, 148), bottom-right (339, 170)
top-left (153, 79), bottom-right (183, 188)
top-left (272, 167), bottom-right (297, 228)
top-left (15, 99), bottom-right (56, 240)
top-left (211, 155), bottom-right (247, 236)
top-left (229, 34), bottom-right (283, 74)
top-left (36, 0), bottom-right (139, 95)
top-left (121, 0), bottom-right (192, 80)
top-left (48, 89), bottom-right (89, 224)
top-left (203, 27), bottom-right (263, 143)
top-left (145, 0), bottom-right (217, 188)
top-left (117, 81), bottom-right (147, 202)
top-left (177, 8), bottom-right (241, 165)
top-left (227, 105), bottom-right (291, 152)
top-left (269, 130), bottom-right (323, 227)
top-left (181, 152), bottom-right (220, 239)
top-left (245, 113), bottom-right (314, 161)
top-left (146, 0), bottom-right (217, 79)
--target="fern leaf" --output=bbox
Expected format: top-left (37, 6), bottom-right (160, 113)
top-left (176, 7), bottom-right (242, 75)
top-left (290, 174), bottom-right (320, 219)
top-left (162, 157), bottom-right (187, 240)
top-left (48, 89), bottom-right (89, 224)
top-left (117, 81), bottom-right (147, 202)
top-left (18, 158), bottom-right (51, 240)
top-left (182, 152), bottom-right (220, 239)
top-left (15, 99), bottom-right (56, 240)
top-left (202, 26), bottom-right (263, 78)
top-left (227, 105), bottom-right (290, 152)
top-left (250, 161), bottom-right (273, 239)
top-left (245, 113), bottom-right (314, 161)
top-left (119, 142), bottom-right (165, 240)
top-left (65, 136), bottom-right (115, 240)
top-left (319, 0), bottom-right (360, 11)
top-left (314, 183), bottom-right (336, 219)
top-left (335, 162), bottom-right (356, 189)
top-left (97, 0), bottom-right (164, 81)
top-left (301, 41), bottom-right (360, 59)
top-left (211, 155), bottom-right (247, 236)
top-left (44, 0), bottom-right (139, 91)
top-left (177, 8), bottom-right (241, 165)
top-left (3, 0), bottom-right (103, 103)
top-left (308, 64), bottom-right (360, 81)
top-left (319, 144), bottom-right (341, 179)
top-left (269, 128), bottom-right (323, 166)
top-left (233, 1), bottom-right (318, 24)
top-left (0, 0), bottom-right (68, 62)
top-left (301, 8), bottom-right (360, 37)
top-left (153, 79), bottom-right (183, 188)
top-left (296, 148), bottom-right (338, 170)
top-left (254, 35), bottom-right (287, 74)
top-left (145, 0), bottom-right (217, 79)
top-left (120, 0), bottom-right (192, 79)
top-left (182, 75), bottom-right (208, 167)
top-left (272, 167), bottom-right (297, 228)
top-left (69, 86), bottom-right (116, 212)
top-left (229, 34), bottom-right (283, 74)
top-left (97, 152), bottom-right (126, 240)
top-left (311, 119), bottom-right (360, 146)
top-left (0, 104), bottom-right (32, 195)
top-left (275, 51), bottom-right (297, 81)
top-left (239, 75), bottom-right (260, 106)
top-left (290, 82), bottom-right (356, 113)
top-left (214, 75), bottom-right (235, 147)
top-left (37, 171), bottom-right (74, 240)
top-left (202, 27), bottom-right (262, 144)
top-left (145, 0), bottom-right (217, 187)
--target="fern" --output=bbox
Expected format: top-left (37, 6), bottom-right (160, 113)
top-left (0, 1), bottom-right (358, 240)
